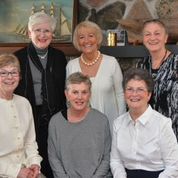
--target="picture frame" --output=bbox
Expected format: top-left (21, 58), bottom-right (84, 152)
top-left (78, 0), bottom-right (178, 44)
top-left (0, 0), bottom-right (78, 45)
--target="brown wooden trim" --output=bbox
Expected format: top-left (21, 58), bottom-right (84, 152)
top-left (0, 43), bottom-right (80, 56)
top-left (0, 0), bottom-right (80, 57)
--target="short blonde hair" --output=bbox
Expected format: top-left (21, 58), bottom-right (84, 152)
top-left (28, 11), bottom-right (57, 32)
top-left (73, 21), bottom-right (103, 51)
top-left (0, 53), bottom-right (20, 72)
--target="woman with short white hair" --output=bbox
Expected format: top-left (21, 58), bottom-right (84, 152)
top-left (14, 11), bottom-right (67, 178)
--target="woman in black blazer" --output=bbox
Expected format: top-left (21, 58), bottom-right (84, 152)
top-left (14, 11), bottom-right (67, 178)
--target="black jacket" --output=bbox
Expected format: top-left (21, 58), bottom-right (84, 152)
top-left (14, 42), bottom-right (67, 128)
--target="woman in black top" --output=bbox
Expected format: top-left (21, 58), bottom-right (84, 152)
top-left (137, 19), bottom-right (178, 140)
top-left (14, 12), bottom-right (67, 178)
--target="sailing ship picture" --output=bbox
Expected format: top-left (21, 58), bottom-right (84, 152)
top-left (0, 0), bottom-right (75, 43)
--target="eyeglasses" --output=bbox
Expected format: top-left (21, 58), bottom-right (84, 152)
top-left (0, 70), bottom-right (19, 77)
top-left (33, 28), bottom-right (52, 35)
top-left (125, 87), bottom-right (147, 94)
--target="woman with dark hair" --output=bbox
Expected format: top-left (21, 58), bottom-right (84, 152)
top-left (110, 68), bottom-right (178, 178)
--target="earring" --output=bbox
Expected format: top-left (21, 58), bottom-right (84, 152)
top-left (66, 100), bottom-right (71, 108)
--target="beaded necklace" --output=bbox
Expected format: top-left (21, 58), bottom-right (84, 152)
top-left (80, 51), bottom-right (101, 66)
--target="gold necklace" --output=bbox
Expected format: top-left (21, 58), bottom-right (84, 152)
top-left (80, 51), bottom-right (101, 66)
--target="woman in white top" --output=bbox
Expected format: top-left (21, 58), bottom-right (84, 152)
top-left (0, 54), bottom-right (42, 178)
top-left (110, 68), bottom-right (178, 178)
top-left (66, 20), bottom-right (126, 131)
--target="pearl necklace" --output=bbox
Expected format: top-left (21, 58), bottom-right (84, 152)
top-left (80, 51), bottom-right (101, 66)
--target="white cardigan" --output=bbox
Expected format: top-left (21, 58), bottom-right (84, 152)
top-left (0, 94), bottom-right (42, 178)
top-left (66, 54), bottom-right (126, 131)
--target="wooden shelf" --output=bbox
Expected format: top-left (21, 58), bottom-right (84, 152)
top-left (0, 43), bottom-right (177, 58)
top-left (100, 44), bottom-right (178, 58)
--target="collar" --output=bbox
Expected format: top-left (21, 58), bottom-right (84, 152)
top-left (127, 105), bottom-right (153, 126)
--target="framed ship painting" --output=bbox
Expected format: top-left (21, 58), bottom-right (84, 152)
top-left (0, 0), bottom-right (78, 44)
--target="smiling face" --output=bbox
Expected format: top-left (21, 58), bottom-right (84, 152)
top-left (65, 82), bottom-right (91, 112)
top-left (125, 79), bottom-right (151, 115)
top-left (77, 27), bottom-right (98, 55)
top-left (0, 65), bottom-right (20, 99)
top-left (28, 22), bottom-right (53, 49)
top-left (142, 22), bottom-right (168, 52)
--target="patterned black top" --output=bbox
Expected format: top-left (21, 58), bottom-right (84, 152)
top-left (137, 53), bottom-right (178, 140)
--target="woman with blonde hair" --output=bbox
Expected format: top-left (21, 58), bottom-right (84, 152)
top-left (67, 20), bottom-right (126, 132)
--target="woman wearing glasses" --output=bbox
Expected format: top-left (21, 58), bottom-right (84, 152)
top-left (110, 68), bottom-right (178, 178)
top-left (0, 54), bottom-right (42, 178)
top-left (14, 12), bottom-right (67, 178)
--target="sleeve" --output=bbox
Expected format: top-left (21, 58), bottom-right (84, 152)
top-left (66, 58), bottom-right (80, 79)
top-left (93, 119), bottom-right (111, 177)
top-left (66, 61), bottom-right (71, 78)
top-left (24, 102), bottom-right (42, 167)
top-left (158, 119), bottom-right (178, 178)
top-left (66, 59), bottom-right (76, 79)
top-left (112, 58), bottom-right (126, 115)
top-left (110, 121), bottom-right (127, 178)
top-left (48, 118), bottom-right (69, 178)
top-left (0, 161), bottom-right (21, 178)
top-left (169, 60), bottom-right (178, 140)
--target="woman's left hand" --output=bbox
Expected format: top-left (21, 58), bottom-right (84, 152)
top-left (28, 164), bottom-right (41, 178)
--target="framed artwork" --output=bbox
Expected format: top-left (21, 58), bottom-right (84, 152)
top-left (78, 0), bottom-right (178, 44)
top-left (0, 0), bottom-right (78, 44)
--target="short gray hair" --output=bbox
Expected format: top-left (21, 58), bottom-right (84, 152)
top-left (65, 72), bottom-right (92, 91)
top-left (28, 11), bottom-right (57, 32)
top-left (73, 21), bottom-right (103, 51)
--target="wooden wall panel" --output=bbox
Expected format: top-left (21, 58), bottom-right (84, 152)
top-left (0, 43), bottom-right (80, 57)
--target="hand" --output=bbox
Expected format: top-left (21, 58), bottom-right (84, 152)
top-left (28, 164), bottom-right (41, 178)
top-left (17, 167), bottom-right (33, 178)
